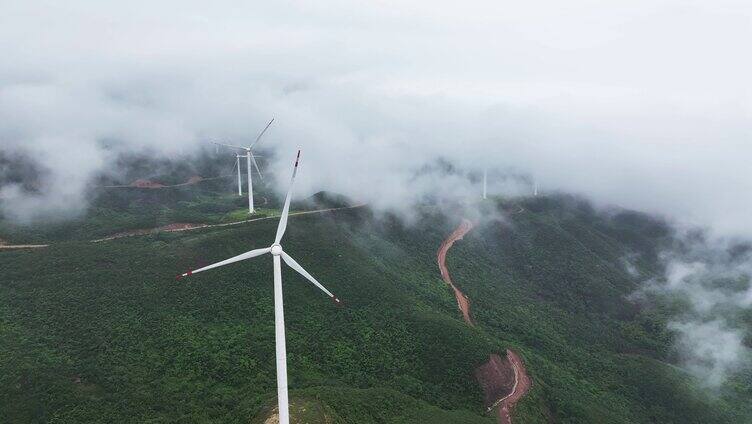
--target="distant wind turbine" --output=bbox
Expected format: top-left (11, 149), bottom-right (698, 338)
top-left (214, 118), bottom-right (274, 213)
top-left (176, 150), bottom-right (340, 424)
top-left (235, 153), bottom-right (244, 196)
top-left (482, 168), bottom-right (488, 200)
top-left (534, 181), bottom-right (539, 197)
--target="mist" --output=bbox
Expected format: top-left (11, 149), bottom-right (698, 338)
top-left (632, 237), bottom-right (752, 388)
top-left (1, 0), bottom-right (751, 236)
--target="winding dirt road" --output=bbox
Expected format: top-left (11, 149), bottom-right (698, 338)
top-left (437, 218), bottom-right (475, 324)
top-left (437, 219), bottom-right (531, 424)
top-left (497, 349), bottom-right (531, 424)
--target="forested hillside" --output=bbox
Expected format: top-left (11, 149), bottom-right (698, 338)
top-left (1, 187), bottom-right (750, 423)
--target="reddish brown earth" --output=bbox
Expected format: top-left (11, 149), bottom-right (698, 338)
top-left (3, 204), bottom-right (366, 252)
top-left (497, 349), bottom-right (531, 424)
top-left (438, 219), bottom-right (532, 424)
top-left (92, 223), bottom-right (208, 242)
top-left (186, 175), bottom-right (204, 184)
top-left (159, 223), bottom-right (206, 231)
top-left (475, 353), bottom-right (516, 407)
top-left (437, 219), bottom-right (475, 324)
top-left (90, 204), bottom-right (367, 243)
top-left (130, 179), bottom-right (166, 188)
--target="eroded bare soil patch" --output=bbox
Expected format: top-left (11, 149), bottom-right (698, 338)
top-left (438, 219), bottom-right (532, 424)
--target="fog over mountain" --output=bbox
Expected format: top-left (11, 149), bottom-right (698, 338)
top-left (631, 236), bottom-right (752, 388)
top-left (1, 0), bottom-right (750, 237)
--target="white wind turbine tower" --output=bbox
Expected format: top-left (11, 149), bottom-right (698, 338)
top-left (214, 118), bottom-right (274, 213)
top-left (176, 150), bottom-right (341, 424)
top-left (235, 153), bottom-right (244, 196)
top-left (482, 168), bottom-right (488, 200)
top-left (229, 151), bottom-right (259, 197)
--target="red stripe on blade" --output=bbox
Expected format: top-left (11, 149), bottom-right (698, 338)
top-left (176, 270), bottom-right (193, 280)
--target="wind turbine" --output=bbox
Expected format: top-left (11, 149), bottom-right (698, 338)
top-left (534, 181), bottom-right (539, 197)
top-left (235, 153), bottom-right (244, 196)
top-left (214, 118), bottom-right (274, 213)
top-left (176, 150), bottom-right (340, 424)
top-left (482, 168), bottom-right (488, 200)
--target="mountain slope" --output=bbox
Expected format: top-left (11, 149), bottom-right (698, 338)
top-left (1, 195), bottom-right (749, 423)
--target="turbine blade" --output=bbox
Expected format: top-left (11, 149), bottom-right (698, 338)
top-left (250, 151), bottom-right (263, 180)
top-left (176, 247), bottom-right (270, 279)
top-left (249, 118), bottom-right (274, 149)
top-left (213, 141), bottom-right (248, 151)
top-left (281, 252), bottom-right (340, 304)
top-left (274, 150), bottom-right (300, 244)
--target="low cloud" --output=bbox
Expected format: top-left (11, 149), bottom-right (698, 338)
top-left (634, 240), bottom-right (752, 387)
top-left (668, 320), bottom-right (747, 388)
top-left (0, 0), bottom-right (750, 237)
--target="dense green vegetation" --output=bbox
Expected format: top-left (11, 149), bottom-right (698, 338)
top-left (0, 179), bottom-right (271, 244)
top-left (1, 185), bottom-right (750, 422)
top-left (447, 197), bottom-right (752, 423)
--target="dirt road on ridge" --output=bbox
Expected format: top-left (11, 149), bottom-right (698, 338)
top-left (92, 204), bottom-right (365, 242)
top-left (99, 175), bottom-right (232, 189)
top-left (0, 243), bottom-right (49, 250)
top-left (437, 219), bottom-right (531, 424)
top-left (0, 204), bottom-right (365, 248)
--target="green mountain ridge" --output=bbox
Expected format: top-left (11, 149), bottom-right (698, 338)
top-left (1, 189), bottom-right (750, 423)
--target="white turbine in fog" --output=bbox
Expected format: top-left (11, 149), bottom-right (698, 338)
top-left (482, 168), bottom-right (488, 200)
top-left (235, 153), bottom-right (244, 196)
top-left (214, 118), bottom-right (274, 213)
top-left (176, 150), bottom-right (341, 424)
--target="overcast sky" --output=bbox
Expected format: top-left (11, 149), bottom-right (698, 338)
top-left (1, 0), bottom-right (750, 236)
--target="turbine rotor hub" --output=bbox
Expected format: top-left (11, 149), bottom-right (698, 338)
top-left (270, 244), bottom-right (283, 256)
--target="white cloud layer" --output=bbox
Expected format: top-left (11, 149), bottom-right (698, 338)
top-left (635, 242), bottom-right (752, 387)
top-left (1, 0), bottom-right (751, 234)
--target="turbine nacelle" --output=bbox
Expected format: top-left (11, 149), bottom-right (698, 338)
top-left (175, 149), bottom-right (341, 303)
